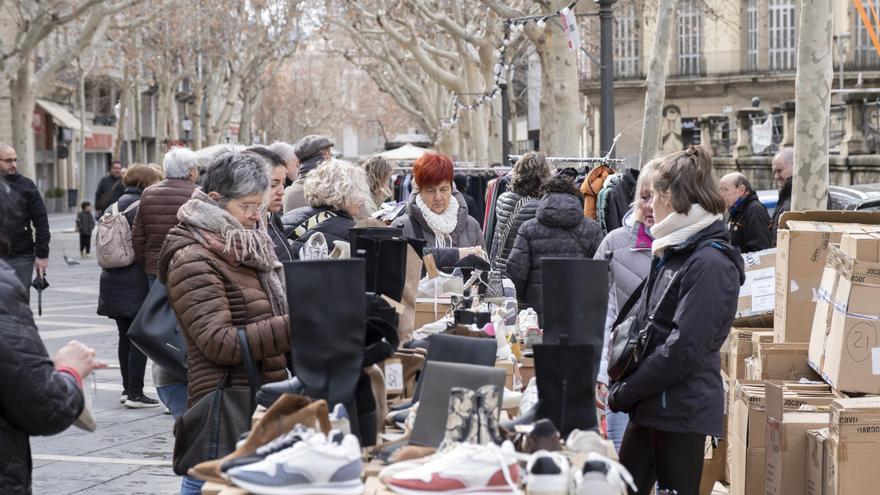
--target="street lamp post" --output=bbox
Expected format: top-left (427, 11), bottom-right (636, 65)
top-left (598, 0), bottom-right (617, 157)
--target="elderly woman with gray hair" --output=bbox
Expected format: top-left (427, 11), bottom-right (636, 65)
top-left (157, 151), bottom-right (290, 495)
top-left (282, 159), bottom-right (370, 258)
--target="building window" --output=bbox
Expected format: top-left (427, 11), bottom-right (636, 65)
top-left (768, 0), bottom-right (796, 71)
top-left (854, 0), bottom-right (880, 69)
top-left (614, 4), bottom-right (640, 78)
top-left (678, 0), bottom-right (703, 76)
top-left (747, 0), bottom-right (758, 71)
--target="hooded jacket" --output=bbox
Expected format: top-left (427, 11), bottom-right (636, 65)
top-left (593, 210), bottom-right (653, 385)
top-left (132, 178), bottom-right (198, 276)
top-left (282, 206), bottom-right (355, 258)
top-left (505, 192), bottom-right (603, 320)
top-left (97, 187), bottom-right (149, 319)
top-left (490, 191), bottom-right (539, 273)
top-left (580, 165), bottom-right (613, 219)
top-left (727, 191), bottom-right (772, 253)
top-left (4, 173), bottom-right (50, 259)
top-left (609, 220), bottom-right (744, 437)
top-left (157, 217), bottom-right (289, 407)
top-left (0, 261), bottom-right (84, 494)
top-left (393, 191), bottom-right (483, 270)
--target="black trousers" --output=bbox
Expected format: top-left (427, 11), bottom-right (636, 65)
top-left (115, 317), bottom-right (148, 393)
top-left (79, 234), bottom-right (91, 254)
top-left (618, 421), bottom-right (707, 495)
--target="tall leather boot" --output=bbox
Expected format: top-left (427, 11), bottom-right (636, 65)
top-left (533, 337), bottom-right (599, 437)
top-left (540, 258), bottom-right (608, 349)
top-left (285, 259), bottom-right (366, 436)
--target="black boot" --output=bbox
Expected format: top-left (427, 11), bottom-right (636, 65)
top-left (540, 258), bottom-right (608, 348)
top-left (284, 259), bottom-right (366, 432)
top-left (533, 337), bottom-right (599, 436)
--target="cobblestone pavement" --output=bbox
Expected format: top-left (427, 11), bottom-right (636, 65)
top-left (28, 213), bottom-right (179, 494)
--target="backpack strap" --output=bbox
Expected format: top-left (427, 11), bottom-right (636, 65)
top-left (292, 210), bottom-right (337, 239)
top-left (122, 199), bottom-right (141, 214)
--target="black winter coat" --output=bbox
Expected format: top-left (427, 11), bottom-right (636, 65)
top-left (4, 174), bottom-right (50, 259)
top-left (490, 192), bottom-right (539, 273)
top-left (0, 260), bottom-right (84, 494)
top-left (609, 221), bottom-right (744, 437)
top-left (505, 193), bottom-right (603, 321)
top-left (605, 168), bottom-right (638, 233)
top-left (282, 206), bottom-right (355, 258)
top-left (727, 191), bottom-right (772, 253)
top-left (770, 178), bottom-right (792, 247)
top-left (94, 175), bottom-right (124, 212)
top-left (268, 213), bottom-right (295, 262)
top-left (97, 188), bottom-right (149, 319)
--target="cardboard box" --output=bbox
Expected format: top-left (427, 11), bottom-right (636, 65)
top-left (808, 244), bottom-right (880, 394)
top-left (414, 297), bottom-right (451, 329)
top-left (700, 418), bottom-right (727, 495)
top-left (739, 248), bottom-right (777, 318)
top-left (806, 428), bottom-right (829, 495)
top-left (827, 397), bottom-right (880, 495)
top-left (729, 330), bottom-right (773, 382)
top-left (774, 211), bottom-right (880, 344)
top-left (728, 381), bottom-right (767, 495)
top-left (764, 381), bottom-right (834, 495)
top-left (748, 342), bottom-right (820, 381)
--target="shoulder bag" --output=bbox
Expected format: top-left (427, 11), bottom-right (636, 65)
top-left (127, 280), bottom-right (187, 381)
top-left (172, 328), bottom-right (260, 475)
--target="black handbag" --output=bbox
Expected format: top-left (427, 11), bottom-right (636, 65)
top-left (607, 278), bottom-right (650, 383)
top-left (172, 328), bottom-right (260, 475)
top-left (127, 280), bottom-right (187, 381)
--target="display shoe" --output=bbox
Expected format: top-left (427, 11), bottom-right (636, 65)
top-left (493, 308), bottom-right (513, 360)
top-left (475, 385), bottom-right (504, 445)
top-left (501, 388), bottom-right (522, 411)
top-left (330, 403), bottom-right (351, 434)
top-left (484, 270), bottom-right (505, 302)
top-left (229, 431), bottom-right (364, 495)
top-left (413, 334), bottom-right (498, 402)
top-left (540, 258), bottom-right (607, 347)
top-left (439, 387), bottom-right (478, 449)
top-left (523, 327), bottom-right (543, 351)
top-left (299, 231), bottom-right (329, 260)
top-left (398, 351), bottom-right (426, 399)
top-left (526, 450), bottom-right (571, 495)
top-left (566, 429), bottom-right (616, 459)
top-left (285, 259), bottom-right (366, 439)
top-left (516, 308), bottom-right (540, 341)
top-left (385, 441), bottom-right (521, 495)
top-left (525, 419), bottom-right (563, 453)
top-left (220, 425), bottom-right (312, 476)
top-left (398, 241), bottom-right (425, 344)
top-left (187, 395), bottom-right (330, 484)
top-left (573, 452), bottom-right (636, 495)
top-left (534, 337), bottom-right (599, 436)
top-left (257, 376), bottom-right (305, 409)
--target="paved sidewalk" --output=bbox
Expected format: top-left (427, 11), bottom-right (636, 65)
top-left (29, 214), bottom-right (180, 494)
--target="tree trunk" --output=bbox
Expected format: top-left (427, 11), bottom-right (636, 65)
top-left (792, 0), bottom-right (833, 211)
top-left (133, 82), bottom-right (144, 163)
top-left (79, 67), bottom-right (87, 199)
top-left (539, 17), bottom-right (582, 157)
top-left (114, 65), bottom-right (130, 161)
top-left (192, 83), bottom-right (204, 150)
top-left (239, 85), bottom-right (253, 145)
top-left (155, 73), bottom-right (170, 154)
top-left (638, 0), bottom-right (677, 167)
top-left (10, 61), bottom-right (37, 180)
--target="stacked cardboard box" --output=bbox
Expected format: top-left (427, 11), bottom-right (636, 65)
top-left (805, 428), bottom-right (829, 495)
top-left (827, 397), bottom-right (880, 495)
top-left (738, 248), bottom-right (777, 319)
top-left (746, 341), bottom-right (819, 381)
top-left (728, 381), bottom-right (766, 495)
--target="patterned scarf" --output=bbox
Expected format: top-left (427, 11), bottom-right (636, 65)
top-left (415, 194), bottom-right (460, 248)
top-left (177, 189), bottom-right (288, 316)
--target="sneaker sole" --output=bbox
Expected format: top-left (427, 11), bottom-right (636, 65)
top-left (124, 400), bottom-right (160, 409)
top-left (120, 396), bottom-right (127, 404)
top-left (229, 478), bottom-right (363, 495)
top-left (387, 485), bottom-right (517, 495)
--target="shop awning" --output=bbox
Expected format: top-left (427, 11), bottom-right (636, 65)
top-left (36, 99), bottom-right (93, 135)
top-left (378, 143), bottom-right (431, 161)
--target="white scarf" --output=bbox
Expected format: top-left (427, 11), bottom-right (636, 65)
top-left (650, 204), bottom-right (722, 258)
top-left (416, 194), bottom-right (460, 248)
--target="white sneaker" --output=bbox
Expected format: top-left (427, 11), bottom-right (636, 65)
top-left (527, 450), bottom-right (571, 495)
top-left (228, 431), bottom-right (363, 495)
top-left (574, 452), bottom-right (636, 495)
top-left (385, 441), bottom-right (521, 495)
top-left (502, 388), bottom-right (523, 410)
top-left (493, 308), bottom-right (513, 360)
top-left (516, 309), bottom-right (540, 341)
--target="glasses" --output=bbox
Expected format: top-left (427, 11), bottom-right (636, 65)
top-left (231, 200), bottom-right (265, 216)
top-left (0, 158), bottom-right (17, 164)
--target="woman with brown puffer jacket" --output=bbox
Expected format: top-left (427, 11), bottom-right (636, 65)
top-left (157, 151), bottom-right (290, 494)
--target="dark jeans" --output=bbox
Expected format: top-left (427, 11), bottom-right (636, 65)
top-left (3, 255), bottom-right (33, 303)
top-left (618, 422), bottom-right (707, 495)
top-left (115, 317), bottom-right (148, 393)
top-left (79, 234), bottom-right (91, 254)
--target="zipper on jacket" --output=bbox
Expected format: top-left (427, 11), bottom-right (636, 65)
top-left (661, 390), bottom-right (667, 409)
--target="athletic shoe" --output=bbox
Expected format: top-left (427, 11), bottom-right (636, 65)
top-left (124, 393), bottom-right (160, 409)
top-left (385, 441), bottom-right (521, 494)
top-left (330, 403), bottom-right (351, 435)
top-left (574, 452), bottom-right (636, 495)
top-left (523, 327), bottom-right (543, 349)
top-left (516, 309), bottom-right (540, 342)
top-left (163, 406), bottom-right (171, 415)
top-left (228, 431), bottom-right (363, 495)
top-left (526, 450), bottom-right (570, 495)
top-left (526, 419), bottom-right (562, 453)
top-left (120, 390), bottom-right (128, 404)
top-left (221, 426), bottom-right (311, 475)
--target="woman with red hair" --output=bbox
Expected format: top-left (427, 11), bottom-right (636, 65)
top-left (393, 152), bottom-right (483, 268)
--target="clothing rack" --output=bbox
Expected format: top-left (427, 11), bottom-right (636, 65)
top-left (507, 154), bottom-right (625, 167)
top-left (392, 163), bottom-right (512, 175)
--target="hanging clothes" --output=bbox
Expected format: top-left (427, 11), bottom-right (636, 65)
top-left (604, 168), bottom-right (639, 234)
top-left (580, 165), bottom-right (614, 220)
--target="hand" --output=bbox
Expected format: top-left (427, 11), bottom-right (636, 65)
top-left (458, 246), bottom-right (487, 260)
top-left (596, 382), bottom-right (609, 409)
top-left (606, 381), bottom-right (628, 413)
top-left (54, 340), bottom-right (107, 380)
top-left (34, 258), bottom-right (48, 278)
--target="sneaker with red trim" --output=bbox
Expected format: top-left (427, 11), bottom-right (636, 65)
top-left (385, 441), bottom-right (521, 494)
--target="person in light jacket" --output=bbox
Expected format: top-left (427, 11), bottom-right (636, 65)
top-left (607, 146), bottom-right (745, 495)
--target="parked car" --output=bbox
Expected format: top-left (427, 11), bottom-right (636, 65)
top-left (757, 183), bottom-right (880, 215)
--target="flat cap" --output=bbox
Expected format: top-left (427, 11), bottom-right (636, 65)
top-left (294, 135), bottom-right (334, 161)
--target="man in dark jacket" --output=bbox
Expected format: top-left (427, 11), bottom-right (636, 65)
top-left (94, 160), bottom-right (125, 216)
top-left (720, 172), bottom-right (772, 253)
top-left (770, 148), bottom-right (794, 246)
top-left (0, 144), bottom-right (50, 297)
top-left (0, 183), bottom-right (104, 494)
top-left (132, 148), bottom-right (199, 278)
top-left (282, 135), bottom-right (334, 212)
